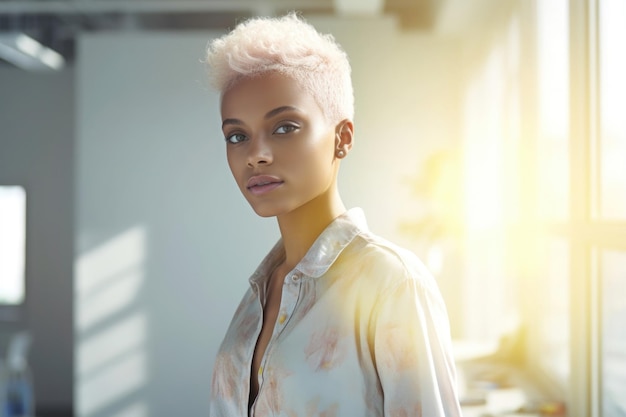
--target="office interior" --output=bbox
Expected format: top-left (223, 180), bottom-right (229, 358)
top-left (0, 0), bottom-right (625, 416)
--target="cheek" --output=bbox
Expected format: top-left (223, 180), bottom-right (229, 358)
top-left (285, 143), bottom-right (330, 172)
top-left (226, 151), bottom-right (234, 170)
top-left (308, 133), bottom-right (336, 166)
top-left (226, 152), bottom-right (242, 183)
top-left (299, 127), bottom-right (335, 154)
top-left (291, 138), bottom-right (336, 185)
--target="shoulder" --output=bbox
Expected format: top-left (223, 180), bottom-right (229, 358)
top-left (344, 230), bottom-right (438, 295)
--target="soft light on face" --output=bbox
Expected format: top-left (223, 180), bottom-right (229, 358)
top-left (220, 73), bottom-right (340, 218)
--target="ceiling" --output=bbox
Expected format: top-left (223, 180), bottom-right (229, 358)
top-left (0, 0), bottom-right (446, 67)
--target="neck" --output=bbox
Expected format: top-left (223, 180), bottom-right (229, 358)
top-left (276, 189), bottom-right (346, 271)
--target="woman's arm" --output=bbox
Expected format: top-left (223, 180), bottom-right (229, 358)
top-left (372, 275), bottom-right (462, 417)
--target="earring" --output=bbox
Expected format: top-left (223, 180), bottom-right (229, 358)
top-left (337, 150), bottom-right (345, 158)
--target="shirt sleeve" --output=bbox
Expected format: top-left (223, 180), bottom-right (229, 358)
top-left (371, 272), bottom-right (462, 417)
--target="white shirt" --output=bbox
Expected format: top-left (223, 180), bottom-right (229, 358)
top-left (210, 208), bottom-right (462, 417)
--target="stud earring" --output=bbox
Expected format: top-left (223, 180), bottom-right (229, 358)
top-left (337, 150), bottom-right (345, 158)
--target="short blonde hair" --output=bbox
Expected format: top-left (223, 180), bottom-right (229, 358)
top-left (205, 13), bottom-right (354, 123)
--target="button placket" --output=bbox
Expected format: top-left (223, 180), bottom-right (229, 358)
top-left (257, 271), bottom-right (303, 390)
top-left (275, 272), bottom-right (301, 331)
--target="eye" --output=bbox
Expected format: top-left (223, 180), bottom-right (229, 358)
top-left (274, 124), bottom-right (299, 135)
top-left (225, 133), bottom-right (247, 144)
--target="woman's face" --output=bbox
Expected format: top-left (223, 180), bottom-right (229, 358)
top-left (220, 73), bottom-right (340, 218)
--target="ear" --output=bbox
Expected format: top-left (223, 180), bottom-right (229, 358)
top-left (334, 119), bottom-right (354, 158)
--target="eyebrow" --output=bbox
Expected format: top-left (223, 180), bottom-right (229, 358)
top-left (221, 105), bottom-right (301, 129)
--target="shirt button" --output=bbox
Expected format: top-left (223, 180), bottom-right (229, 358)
top-left (292, 273), bottom-right (301, 282)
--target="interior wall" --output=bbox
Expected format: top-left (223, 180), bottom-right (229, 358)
top-left (75, 16), bottom-right (461, 417)
top-left (0, 68), bottom-right (75, 415)
top-left (75, 30), bottom-right (272, 417)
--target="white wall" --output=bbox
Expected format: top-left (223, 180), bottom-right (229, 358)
top-left (75, 31), bottom-right (278, 417)
top-left (0, 68), bottom-right (74, 414)
top-left (75, 17), bottom-right (461, 416)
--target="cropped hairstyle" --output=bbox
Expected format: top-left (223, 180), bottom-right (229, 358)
top-left (205, 13), bottom-right (354, 123)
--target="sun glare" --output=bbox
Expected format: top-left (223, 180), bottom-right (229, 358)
top-left (75, 226), bottom-right (149, 417)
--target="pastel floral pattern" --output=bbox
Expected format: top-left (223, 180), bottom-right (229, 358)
top-left (304, 327), bottom-right (347, 371)
top-left (209, 208), bottom-right (462, 417)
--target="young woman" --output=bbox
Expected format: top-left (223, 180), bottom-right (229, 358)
top-left (206, 13), bottom-right (462, 417)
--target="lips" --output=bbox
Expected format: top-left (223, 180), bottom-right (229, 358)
top-left (246, 175), bottom-right (284, 196)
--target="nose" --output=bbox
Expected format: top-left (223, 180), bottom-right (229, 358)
top-left (247, 136), bottom-right (273, 168)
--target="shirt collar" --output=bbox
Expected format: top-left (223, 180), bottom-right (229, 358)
top-left (249, 207), bottom-right (368, 284)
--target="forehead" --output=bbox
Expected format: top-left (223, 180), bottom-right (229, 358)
top-left (220, 73), bottom-right (322, 121)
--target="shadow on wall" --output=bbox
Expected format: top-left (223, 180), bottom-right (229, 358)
top-left (75, 227), bottom-right (149, 417)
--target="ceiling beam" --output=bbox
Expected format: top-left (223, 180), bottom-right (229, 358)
top-left (0, 0), bottom-right (329, 15)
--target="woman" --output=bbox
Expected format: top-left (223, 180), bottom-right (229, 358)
top-left (206, 13), bottom-right (462, 417)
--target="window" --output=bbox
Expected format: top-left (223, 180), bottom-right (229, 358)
top-left (457, 1), bottom-right (626, 415)
top-left (0, 186), bottom-right (26, 307)
top-left (597, 2), bottom-right (626, 416)
top-left (527, 1), bottom-right (626, 414)
top-left (598, 0), bottom-right (626, 221)
top-left (599, 249), bottom-right (626, 417)
top-left (567, 0), bottom-right (626, 415)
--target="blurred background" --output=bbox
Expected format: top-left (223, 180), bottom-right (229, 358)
top-left (0, 0), bottom-right (624, 416)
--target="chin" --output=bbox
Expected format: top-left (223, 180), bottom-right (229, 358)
top-left (252, 208), bottom-right (277, 218)
top-left (248, 201), bottom-right (294, 218)
top-left (249, 203), bottom-right (283, 218)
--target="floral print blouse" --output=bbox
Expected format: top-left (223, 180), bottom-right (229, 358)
top-left (210, 208), bottom-right (462, 417)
